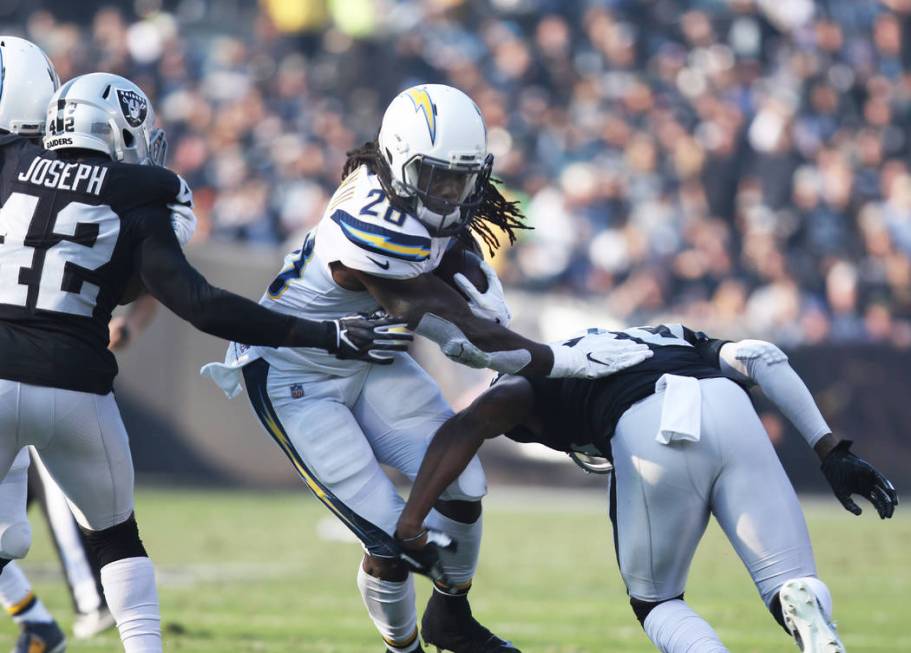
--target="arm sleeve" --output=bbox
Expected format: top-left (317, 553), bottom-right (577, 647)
top-left (134, 208), bottom-right (335, 349)
top-left (718, 340), bottom-right (831, 447)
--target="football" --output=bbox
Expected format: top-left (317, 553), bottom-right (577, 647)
top-left (434, 244), bottom-right (489, 299)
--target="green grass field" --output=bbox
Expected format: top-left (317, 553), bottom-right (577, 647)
top-left (0, 487), bottom-right (907, 652)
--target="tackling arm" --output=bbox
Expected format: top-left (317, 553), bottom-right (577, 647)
top-left (719, 339), bottom-right (897, 518)
top-left (718, 340), bottom-right (831, 450)
top-left (396, 376), bottom-right (535, 541)
top-left (349, 268), bottom-right (651, 378)
top-left (353, 268), bottom-right (555, 375)
top-left (136, 209), bottom-right (410, 357)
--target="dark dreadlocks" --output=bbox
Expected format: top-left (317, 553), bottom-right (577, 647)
top-left (342, 141), bottom-right (530, 256)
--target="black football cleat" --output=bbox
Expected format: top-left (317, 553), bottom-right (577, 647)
top-left (13, 619), bottom-right (66, 653)
top-left (421, 591), bottom-right (520, 653)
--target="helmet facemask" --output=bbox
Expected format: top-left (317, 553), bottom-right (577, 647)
top-left (398, 152), bottom-right (493, 236)
top-left (146, 127), bottom-right (168, 166)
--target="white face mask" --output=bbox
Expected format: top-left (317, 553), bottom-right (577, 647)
top-left (415, 199), bottom-right (463, 236)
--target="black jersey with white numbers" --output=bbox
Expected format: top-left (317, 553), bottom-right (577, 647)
top-left (0, 135), bottom-right (327, 394)
top-left (504, 324), bottom-right (730, 458)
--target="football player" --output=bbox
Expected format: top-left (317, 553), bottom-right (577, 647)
top-left (0, 70), bottom-right (411, 653)
top-left (203, 84), bottom-right (652, 653)
top-left (396, 325), bottom-right (898, 653)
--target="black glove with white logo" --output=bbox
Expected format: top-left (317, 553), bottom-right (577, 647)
top-left (395, 528), bottom-right (457, 588)
top-left (329, 314), bottom-right (412, 364)
top-left (821, 440), bottom-right (898, 519)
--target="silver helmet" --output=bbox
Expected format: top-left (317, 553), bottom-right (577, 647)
top-left (44, 72), bottom-right (167, 166)
top-left (0, 36), bottom-right (60, 135)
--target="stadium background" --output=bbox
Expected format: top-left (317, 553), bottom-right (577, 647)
top-left (0, 0), bottom-right (910, 651)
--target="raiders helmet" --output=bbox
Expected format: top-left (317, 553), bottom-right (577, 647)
top-left (44, 72), bottom-right (167, 166)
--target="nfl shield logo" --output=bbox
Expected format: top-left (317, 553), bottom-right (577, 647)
top-left (290, 384), bottom-right (304, 399)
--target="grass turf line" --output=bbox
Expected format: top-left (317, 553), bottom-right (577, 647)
top-left (0, 488), bottom-right (906, 652)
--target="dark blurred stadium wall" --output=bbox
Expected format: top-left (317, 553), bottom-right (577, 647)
top-left (115, 242), bottom-right (911, 493)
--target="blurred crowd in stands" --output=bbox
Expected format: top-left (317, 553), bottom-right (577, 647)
top-left (11, 0), bottom-right (911, 345)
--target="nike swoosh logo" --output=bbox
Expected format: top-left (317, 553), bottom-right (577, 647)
top-left (586, 352), bottom-right (610, 366)
top-left (367, 256), bottom-right (390, 270)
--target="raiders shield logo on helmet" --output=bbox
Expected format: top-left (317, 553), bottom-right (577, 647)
top-left (116, 88), bottom-right (147, 128)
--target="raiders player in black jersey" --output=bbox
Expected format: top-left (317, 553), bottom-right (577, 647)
top-left (0, 72), bottom-right (411, 653)
top-left (395, 324), bottom-right (897, 653)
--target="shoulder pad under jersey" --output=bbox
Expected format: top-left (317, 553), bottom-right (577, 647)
top-left (103, 162), bottom-right (182, 212)
top-left (319, 166), bottom-right (436, 279)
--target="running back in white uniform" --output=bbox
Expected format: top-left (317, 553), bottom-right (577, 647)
top-left (256, 164), bottom-right (453, 376)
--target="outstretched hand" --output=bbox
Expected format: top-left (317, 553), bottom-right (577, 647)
top-left (332, 314), bottom-right (413, 364)
top-left (821, 440), bottom-right (898, 519)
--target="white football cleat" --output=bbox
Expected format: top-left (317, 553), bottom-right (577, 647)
top-left (72, 605), bottom-right (116, 640)
top-left (779, 579), bottom-right (846, 653)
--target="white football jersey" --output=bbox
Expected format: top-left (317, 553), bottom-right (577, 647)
top-left (256, 165), bottom-right (453, 375)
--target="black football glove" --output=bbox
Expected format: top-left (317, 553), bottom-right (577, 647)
top-left (396, 529), bottom-right (457, 588)
top-left (821, 440), bottom-right (898, 519)
top-left (330, 315), bottom-right (412, 364)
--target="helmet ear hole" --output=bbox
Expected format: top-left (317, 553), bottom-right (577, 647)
top-left (122, 128), bottom-right (134, 148)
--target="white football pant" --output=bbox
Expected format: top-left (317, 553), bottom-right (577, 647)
top-left (0, 380), bottom-right (135, 547)
top-left (244, 354), bottom-right (487, 556)
top-left (610, 377), bottom-right (817, 606)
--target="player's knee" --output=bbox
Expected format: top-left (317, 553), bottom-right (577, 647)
top-left (362, 553), bottom-right (409, 582)
top-left (0, 520), bottom-right (31, 560)
top-left (630, 593), bottom-right (684, 627)
top-left (79, 512), bottom-right (147, 568)
top-left (438, 457), bottom-right (486, 504)
top-left (433, 499), bottom-right (482, 524)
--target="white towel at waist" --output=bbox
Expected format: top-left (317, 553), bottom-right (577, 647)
top-left (199, 342), bottom-right (261, 399)
top-left (654, 373), bottom-right (702, 445)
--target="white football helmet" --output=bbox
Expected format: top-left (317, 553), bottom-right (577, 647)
top-left (0, 36), bottom-right (60, 135)
top-left (43, 72), bottom-right (167, 166)
top-left (377, 84), bottom-right (492, 236)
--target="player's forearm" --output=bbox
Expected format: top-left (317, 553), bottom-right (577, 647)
top-left (363, 271), bottom-right (554, 375)
top-left (181, 286), bottom-right (337, 349)
top-left (719, 341), bottom-right (831, 447)
top-left (140, 246), bottom-right (337, 349)
top-left (415, 309), bottom-right (555, 376)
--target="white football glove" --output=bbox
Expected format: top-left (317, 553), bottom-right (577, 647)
top-left (453, 261), bottom-right (512, 326)
top-left (548, 333), bottom-right (653, 379)
top-left (169, 175), bottom-right (197, 247)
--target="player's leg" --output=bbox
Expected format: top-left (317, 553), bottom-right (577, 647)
top-left (31, 387), bottom-right (160, 653)
top-left (29, 448), bottom-right (114, 639)
top-left (355, 357), bottom-right (516, 653)
top-left (610, 390), bottom-right (729, 653)
top-left (243, 359), bottom-right (421, 652)
top-left (0, 449), bottom-right (66, 653)
top-left (704, 378), bottom-right (843, 652)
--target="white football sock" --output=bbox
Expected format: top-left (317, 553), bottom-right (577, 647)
top-left (424, 508), bottom-right (482, 590)
top-left (101, 557), bottom-right (161, 653)
top-left (643, 599), bottom-right (729, 653)
top-left (356, 564), bottom-right (419, 652)
top-left (0, 562), bottom-right (53, 624)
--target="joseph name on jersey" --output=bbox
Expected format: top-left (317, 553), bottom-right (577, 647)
top-left (255, 164), bottom-right (453, 375)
